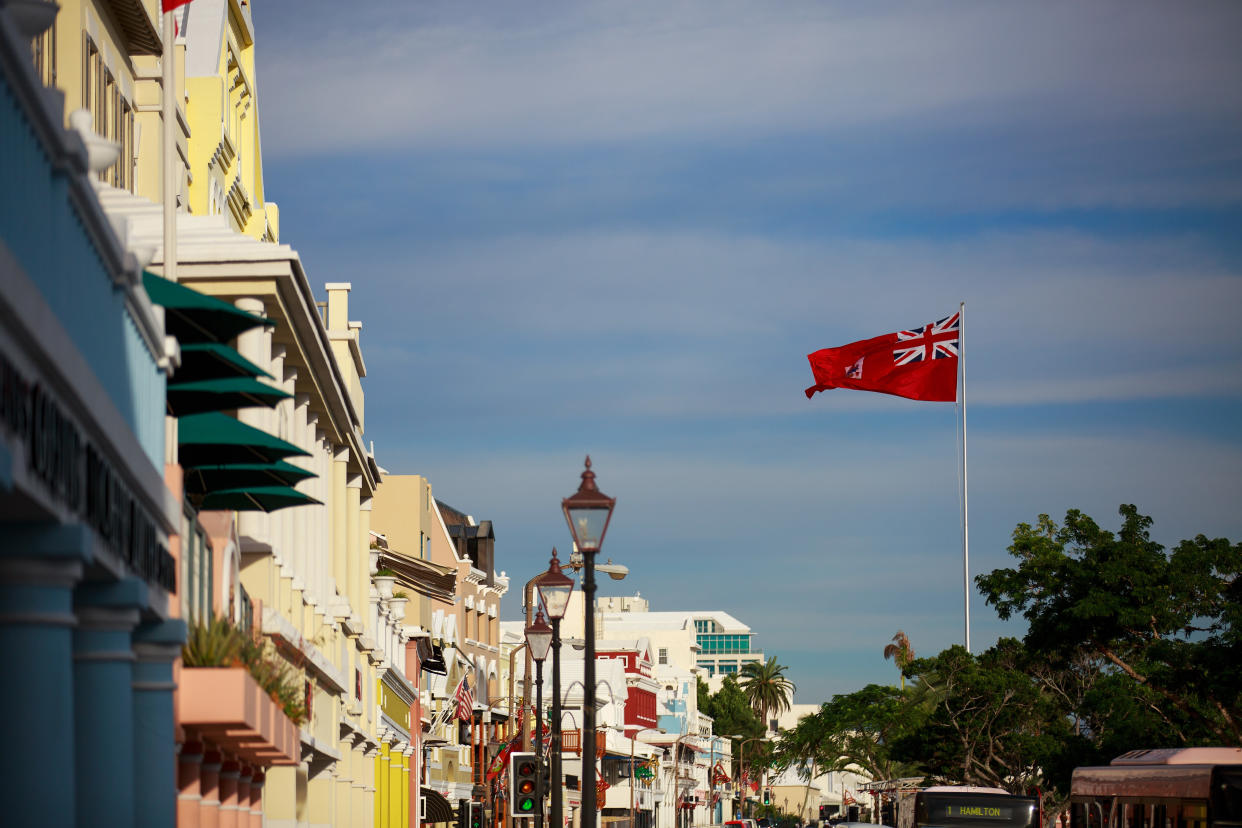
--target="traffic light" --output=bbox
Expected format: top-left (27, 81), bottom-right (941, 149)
top-left (468, 802), bottom-right (483, 828)
top-left (510, 751), bottom-right (539, 819)
top-left (763, 789), bottom-right (771, 805)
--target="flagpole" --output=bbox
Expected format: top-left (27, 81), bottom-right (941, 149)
top-left (162, 8), bottom-right (176, 284)
top-left (960, 300), bottom-right (970, 652)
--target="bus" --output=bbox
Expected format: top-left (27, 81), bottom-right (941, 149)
top-left (899, 787), bottom-right (1039, 828)
top-left (1069, 748), bottom-right (1242, 828)
top-left (911, 787), bottom-right (1040, 828)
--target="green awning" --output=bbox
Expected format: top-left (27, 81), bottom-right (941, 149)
top-left (143, 271), bottom-right (275, 344)
top-left (178, 412), bottom-right (310, 467)
top-left (183, 460), bottom-right (315, 495)
top-left (166, 376), bottom-right (292, 417)
top-left (178, 342), bottom-right (273, 381)
top-left (198, 485), bottom-right (321, 513)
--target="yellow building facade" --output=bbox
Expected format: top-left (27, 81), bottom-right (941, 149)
top-left (35, 0), bottom-right (189, 210)
top-left (9, 0), bottom-right (513, 824)
top-left (183, 0), bottom-right (277, 240)
top-left (372, 476), bottom-right (510, 828)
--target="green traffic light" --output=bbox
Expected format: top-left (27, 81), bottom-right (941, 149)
top-left (518, 799), bottom-right (535, 813)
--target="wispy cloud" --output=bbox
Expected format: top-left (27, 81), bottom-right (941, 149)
top-left (258, 0), bottom-right (1242, 157)
top-left (344, 228), bottom-right (1242, 424)
top-left (248, 0), bottom-right (1242, 703)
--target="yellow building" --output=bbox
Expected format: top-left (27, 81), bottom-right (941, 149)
top-left (373, 477), bottom-right (510, 827)
top-left (183, 0), bottom-right (278, 240)
top-left (32, 0), bottom-right (189, 209)
top-left (39, 0), bottom-right (406, 823)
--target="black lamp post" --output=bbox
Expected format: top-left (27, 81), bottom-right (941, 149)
top-left (562, 456), bottom-right (615, 828)
top-left (526, 608), bottom-right (553, 828)
top-left (537, 549), bottom-right (574, 828)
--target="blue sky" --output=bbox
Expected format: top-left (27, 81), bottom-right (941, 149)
top-left (250, 0), bottom-right (1242, 701)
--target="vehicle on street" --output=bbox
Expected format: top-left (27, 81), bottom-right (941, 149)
top-left (1069, 747), bottom-right (1242, 828)
top-left (912, 787), bottom-right (1039, 828)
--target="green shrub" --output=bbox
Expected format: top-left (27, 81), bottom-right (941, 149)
top-left (182, 614), bottom-right (308, 726)
top-left (182, 614), bottom-right (245, 667)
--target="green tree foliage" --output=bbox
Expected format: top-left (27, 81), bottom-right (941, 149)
top-left (701, 675), bottom-right (770, 785)
top-left (740, 656), bottom-right (797, 729)
top-left (701, 676), bottom-right (765, 742)
top-left (774, 684), bottom-right (924, 782)
top-left (893, 640), bottom-right (1070, 792)
top-left (767, 505), bottom-right (1237, 828)
top-left (976, 504), bottom-right (1241, 744)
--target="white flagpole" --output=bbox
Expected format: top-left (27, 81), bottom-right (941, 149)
top-left (960, 300), bottom-right (970, 652)
top-left (162, 9), bottom-right (176, 283)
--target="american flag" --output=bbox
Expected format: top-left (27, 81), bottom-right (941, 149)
top-left (893, 312), bottom-right (960, 366)
top-left (454, 675), bottom-right (474, 721)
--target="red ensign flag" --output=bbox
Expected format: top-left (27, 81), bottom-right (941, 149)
top-left (805, 312), bottom-right (960, 402)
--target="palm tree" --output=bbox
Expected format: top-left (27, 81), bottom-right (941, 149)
top-left (882, 630), bottom-right (915, 689)
top-left (739, 656), bottom-right (796, 731)
top-left (739, 657), bottom-right (795, 812)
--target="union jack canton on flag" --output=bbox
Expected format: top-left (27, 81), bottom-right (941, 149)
top-left (893, 312), bottom-right (960, 366)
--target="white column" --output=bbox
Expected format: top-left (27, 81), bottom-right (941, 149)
top-left (293, 391), bottom-right (311, 605)
top-left (235, 298), bottom-right (271, 554)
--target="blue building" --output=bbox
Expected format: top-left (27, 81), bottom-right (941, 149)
top-left (0, 7), bottom-right (183, 827)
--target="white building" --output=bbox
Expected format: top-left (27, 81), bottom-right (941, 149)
top-left (591, 594), bottom-right (765, 693)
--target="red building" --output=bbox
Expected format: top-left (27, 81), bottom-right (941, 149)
top-left (597, 637), bottom-right (661, 735)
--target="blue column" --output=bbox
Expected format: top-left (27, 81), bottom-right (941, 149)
top-left (132, 617), bottom-right (186, 828)
top-left (0, 523), bottom-right (91, 828)
top-left (73, 577), bottom-right (148, 828)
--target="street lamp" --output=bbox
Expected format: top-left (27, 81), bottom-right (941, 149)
top-left (537, 549), bottom-right (575, 828)
top-left (719, 735), bottom-right (746, 822)
top-left (527, 609), bottom-right (553, 828)
top-left (563, 456), bottom-right (616, 828)
top-left (733, 737), bottom-right (766, 819)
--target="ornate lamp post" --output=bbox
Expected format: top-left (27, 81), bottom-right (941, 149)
top-left (537, 549), bottom-right (574, 828)
top-left (526, 609), bottom-right (553, 828)
top-left (562, 456), bottom-right (615, 828)
top-left (734, 737), bottom-right (765, 819)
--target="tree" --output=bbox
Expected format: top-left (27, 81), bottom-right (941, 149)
top-left (739, 656), bottom-right (797, 731)
top-left (700, 675), bottom-right (765, 741)
top-left (894, 640), bottom-right (1070, 793)
top-left (773, 684), bottom-right (925, 782)
top-left (883, 630), bottom-right (915, 690)
top-left (977, 504), bottom-right (1241, 744)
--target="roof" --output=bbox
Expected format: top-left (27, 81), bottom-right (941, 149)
top-left (597, 609), bottom-right (753, 633)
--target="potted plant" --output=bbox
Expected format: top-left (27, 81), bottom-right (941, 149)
top-left (373, 569), bottom-right (397, 600)
top-left (388, 591), bottom-right (409, 621)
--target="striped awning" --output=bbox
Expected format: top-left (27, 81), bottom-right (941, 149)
top-left (420, 788), bottom-right (454, 824)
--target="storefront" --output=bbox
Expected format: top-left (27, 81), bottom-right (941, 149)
top-left (1, 9), bottom-right (183, 825)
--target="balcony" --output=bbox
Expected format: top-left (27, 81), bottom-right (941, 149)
top-left (180, 667), bottom-right (301, 766)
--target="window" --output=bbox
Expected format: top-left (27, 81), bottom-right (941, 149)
top-left (32, 21), bottom-right (56, 87)
top-left (696, 633), bottom-right (752, 654)
top-left (658, 648), bottom-right (668, 665)
top-left (82, 35), bottom-right (134, 191)
top-left (180, 510), bottom-right (212, 624)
